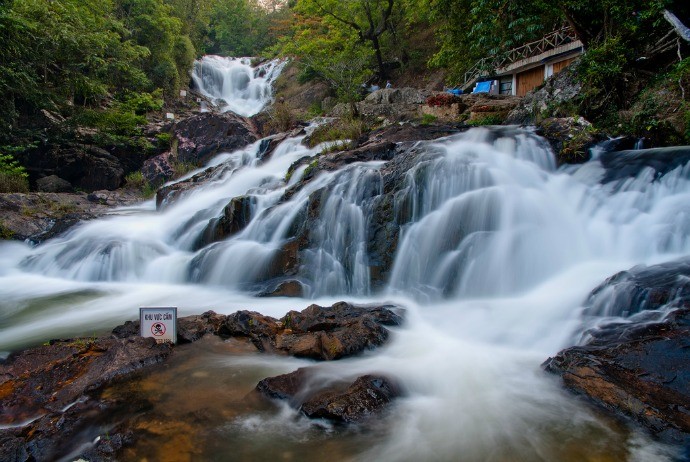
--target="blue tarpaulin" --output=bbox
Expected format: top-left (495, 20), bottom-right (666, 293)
top-left (472, 81), bottom-right (491, 93)
top-left (446, 88), bottom-right (463, 96)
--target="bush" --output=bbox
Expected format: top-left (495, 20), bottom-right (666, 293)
top-left (124, 171), bottom-right (155, 197)
top-left (266, 101), bottom-right (296, 133)
top-left (0, 153), bottom-right (29, 193)
top-left (119, 90), bottom-right (164, 115)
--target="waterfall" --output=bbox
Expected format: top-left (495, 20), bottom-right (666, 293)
top-left (191, 56), bottom-right (286, 117)
top-left (1, 83), bottom-right (687, 459)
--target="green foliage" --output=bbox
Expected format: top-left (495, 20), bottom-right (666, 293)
top-left (420, 113), bottom-right (438, 125)
top-left (1, 0), bottom-right (197, 147)
top-left (124, 170), bottom-right (156, 197)
top-left (119, 90), bottom-right (165, 115)
top-left (0, 152), bottom-right (29, 193)
top-left (467, 114), bottom-right (504, 126)
top-left (266, 101), bottom-right (297, 133)
top-left (156, 132), bottom-right (173, 149)
top-left (0, 222), bottom-right (14, 240)
top-left (428, 0), bottom-right (561, 82)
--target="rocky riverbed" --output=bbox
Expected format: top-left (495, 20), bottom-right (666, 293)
top-left (0, 302), bottom-right (404, 461)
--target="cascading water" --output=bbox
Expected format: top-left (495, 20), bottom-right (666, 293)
top-left (191, 55), bottom-right (286, 117)
top-left (1, 113), bottom-right (688, 458)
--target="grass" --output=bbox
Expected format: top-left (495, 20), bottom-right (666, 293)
top-left (306, 117), bottom-right (367, 149)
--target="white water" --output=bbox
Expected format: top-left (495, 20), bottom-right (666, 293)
top-left (191, 55), bottom-right (287, 116)
top-left (2, 115), bottom-right (688, 458)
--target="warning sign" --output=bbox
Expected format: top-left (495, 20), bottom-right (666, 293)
top-left (140, 307), bottom-right (177, 344)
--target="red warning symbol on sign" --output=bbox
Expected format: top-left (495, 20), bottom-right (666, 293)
top-left (151, 322), bottom-right (166, 336)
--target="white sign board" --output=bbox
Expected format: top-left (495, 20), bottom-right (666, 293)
top-left (179, 90), bottom-right (187, 97)
top-left (140, 307), bottom-right (177, 344)
top-left (165, 112), bottom-right (175, 120)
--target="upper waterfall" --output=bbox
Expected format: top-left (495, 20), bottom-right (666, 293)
top-left (191, 56), bottom-right (287, 117)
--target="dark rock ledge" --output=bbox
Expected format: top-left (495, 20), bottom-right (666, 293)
top-left (544, 259), bottom-right (690, 451)
top-left (0, 301), bottom-right (404, 462)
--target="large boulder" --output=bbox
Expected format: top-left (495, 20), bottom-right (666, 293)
top-left (536, 116), bottom-right (603, 165)
top-left (0, 337), bottom-right (172, 421)
top-left (196, 195), bottom-right (256, 249)
top-left (172, 112), bottom-right (258, 165)
top-left (544, 308), bottom-right (690, 447)
top-left (421, 93), bottom-right (522, 124)
top-left (545, 259), bottom-right (690, 447)
top-left (20, 144), bottom-right (125, 191)
top-left (35, 175), bottom-right (73, 193)
top-left (331, 88), bottom-right (432, 120)
top-left (275, 302), bottom-right (403, 360)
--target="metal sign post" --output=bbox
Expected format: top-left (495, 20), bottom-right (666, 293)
top-left (140, 307), bottom-right (177, 344)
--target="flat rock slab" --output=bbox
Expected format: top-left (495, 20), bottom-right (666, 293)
top-left (0, 191), bottom-right (141, 243)
top-left (0, 337), bottom-right (172, 424)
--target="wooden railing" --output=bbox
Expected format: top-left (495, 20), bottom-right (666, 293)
top-left (460, 27), bottom-right (580, 90)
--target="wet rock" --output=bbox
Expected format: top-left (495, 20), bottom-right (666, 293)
top-left (35, 175), bottom-right (73, 193)
top-left (176, 311), bottom-right (227, 344)
top-left (300, 375), bottom-right (401, 422)
top-left (112, 311), bottom-right (228, 345)
top-left (197, 195), bottom-right (255, 248)
top-left (598, 146), bottom-right (690, 185)
top-left (219, 311), bottom-right (282, 351)
top-left (275, 302), bottom-right (403, 360)
top-left (544, 308), bottom-right (690, 446)
top-left (256, 369), bottom-right (402, 423)
top-left (259, 279), bottom-right (305, 297)
top-left (536, 116), bottom-right (603, 165)
top-left (172, 112), bottom-right (258, 165)
top-left (155, 162), bottom-right (226, 209)
top-left (256, 367), bottom-right (313, 402)
top-left (583, 258), bottom-right (690, 320)
top-left (546, 259), bottom-right (690, 447)
top-left (141, 151), bottom-right (175, 185)
top-left (0, 337), bottom-right (171, 423)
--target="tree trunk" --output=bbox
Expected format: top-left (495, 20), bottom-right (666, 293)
top-left (371, 35), bottom-right (386, 81)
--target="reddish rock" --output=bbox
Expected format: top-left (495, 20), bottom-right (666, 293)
top-left (275, 302), bottom-right (403, 360)
top-left (0, 337), bottom-right (171, 425)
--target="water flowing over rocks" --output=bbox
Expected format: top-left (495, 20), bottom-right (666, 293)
top-left (0, 301), bottom-right (403, 461)
top-left (257, 369), bottom-right (402, 423)
top-left (0, 336), bottom-right (172, 462)
top-left (544, 259), bottom-right (690, 447)
top-left (598, 146), bottom-right (690, 185)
